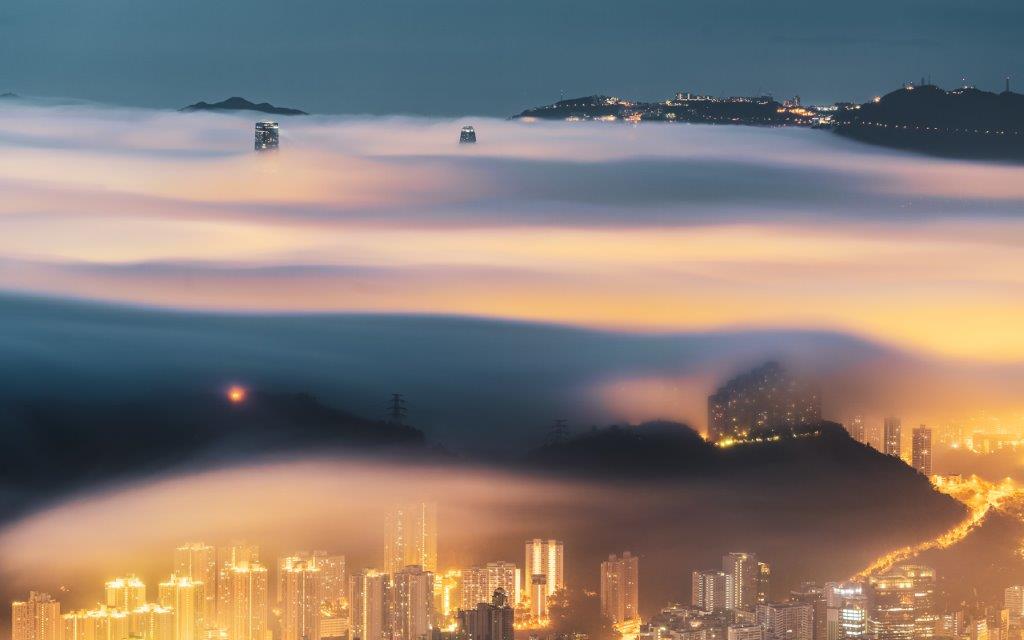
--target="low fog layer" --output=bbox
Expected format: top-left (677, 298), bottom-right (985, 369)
top-left (0, 450), bottom-right (963, 622)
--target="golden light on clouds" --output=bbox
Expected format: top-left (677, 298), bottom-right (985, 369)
top-left (2, 104), bottom-right (1024, 362)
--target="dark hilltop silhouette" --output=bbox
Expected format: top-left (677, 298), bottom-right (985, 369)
top-left (0, 388), bottom-right (982, 610)
top-left (833, 83), bottom-right (1024, 160)
top-left (180, 96), bottom-right (308, 115)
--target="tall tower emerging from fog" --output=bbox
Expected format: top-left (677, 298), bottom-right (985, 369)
top-left (158, 576), bottom-right (205, 640)
top-left (600, 552), bottom-right (639, 624)
top-left (217, 542), bottom-right (260, 631)
top-left (229, 561), bottom-right (268, 640)
top-left (391, 565), bottom-right (435, 640)
top-left (318, 554), bottom-right (347, 604)
top-left (912, 426), bottom-right (932, 476)
top-left (12, 592), bottom-right (61, 640)
top-left (525, 539), bottom-right (564, 618)
top-left (883, 418), bottom-right (902, 457)
top-left (707, 362), bottom-right (821, 442)
top-left (105, 576), bottom-right (146, 611)
top-left (847, 416), bottom-right (866, 443)
top-left (175, 543), bottom-right (217, 627)
top-left (282, 559), bottom-right (323, 640)
top-left (385, 503), bottom-right (438, 574)
top-left (254, 121), bottom-right (279, 151)
top-left (349, 570), bottom-right (389, 640)
top-left (723, 553), bottom-right (758, 612)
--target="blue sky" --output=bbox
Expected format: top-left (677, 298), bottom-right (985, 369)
top-left (2, 0), bottom-right (1023, 114)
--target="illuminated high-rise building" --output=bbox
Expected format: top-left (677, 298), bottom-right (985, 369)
top-left (867, 565), bottom-right (937, 640)
top-left (254, 122), bottom-right (279, 151)
top-left (528, 575), bottom-right (547, 620)
top-left (159, 575), bottom-right (206, 640)
top-left (524, 539), bottom-right (563, 618)
top-left (349, 570), bottom-right (389, 640)
top-left (757, 602), bottom-right (814, 640)
top-left (461, 567), bottom-right (488, 611)
top-left (707, 362), bottom-right (821, 442)
top-left (176, 543), bottom-right (218, 629)
top-left (1004, 586), bottom-right (1024, 625)
top-left (217, 542), bottom-right (260, 632)
top-left (129, 604), bottom-right (175, 640)
top-left (316, 554), bottom-right (346, 605)
top-left (229, 561), bottom-right (269, 640)
top-left (757, 562), bottom-right (771, 605)
top-left (846, 416), bottom-right (866, 443)
top-left (435, 569), bottom-right (462, 627)
top-left (485, 563), bottom-right (521, 609)
top-left (457, 589), bottom-right (514, 640)
top-left (277, 555), bottom-right (310, 606)
top-left (63, 607), bottom-right (130, 640)
top-left (824, 582), bottom-right (867, 640)
top-left (790, 583), bottom-right (826, 640)
top-left (692, 570), bottom-right (732, 613)
top-left (106, 576), bottom-right (147, 612)
top-left (912, 426), bottom-right (932, 476)
top-left (883, 418), bottom-right (902, 458)
top-left (385, 503), bottom-right (438, 574)
top-left (600, 552), bottom-right (639, 624)
top-left (12, 591), bottom-right (61, 640)
top-left (391, 565), bottom-right (434, 640)
top-left (281, 559), bottom-right (323, 640)
top-left (723, 553), bottom-right (758, 612)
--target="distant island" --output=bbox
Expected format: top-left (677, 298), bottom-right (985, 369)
top-left (180, 96), bottom-right (307, 116)
top-left (513, 83), bottom-right (1024, 161)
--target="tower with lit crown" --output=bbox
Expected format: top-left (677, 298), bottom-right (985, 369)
top-left (12, 592), bottom-right (61, 640)
top-left (524, 539), bottom-right (564, 619)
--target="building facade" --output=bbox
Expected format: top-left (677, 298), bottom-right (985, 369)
top-left (912, 427), bottom-right (933, 476)
top-left (883, 418), bottom-right (902, 458)
top-left (12, 592), bottom-right (61, 640)
top-left (385, 503), bottom-right (438, 575)
top-left (601, 552), bottom-right (640, 624)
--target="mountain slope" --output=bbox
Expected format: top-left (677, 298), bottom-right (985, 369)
top-left (180, 96), bottom-right (307, 115)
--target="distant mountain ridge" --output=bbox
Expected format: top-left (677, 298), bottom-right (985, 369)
top-left (180, 96), bottom-right (307, 115)
top-left (832, 84), bottom-right (1024, 159)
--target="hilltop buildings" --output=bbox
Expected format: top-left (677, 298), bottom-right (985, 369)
top-left (912, 427), bottom-right (933, 476)
top-left (707, 362), bottom-right (821, 442)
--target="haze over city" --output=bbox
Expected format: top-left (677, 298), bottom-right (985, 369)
top-left (4, 8), bottom-right (1024, 640)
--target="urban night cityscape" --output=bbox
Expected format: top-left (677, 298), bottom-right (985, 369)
top-left (3, 6), bottom-right (1024, 640)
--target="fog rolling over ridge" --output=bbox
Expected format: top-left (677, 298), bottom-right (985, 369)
top-left (0, 431), bottom-right (966, 627)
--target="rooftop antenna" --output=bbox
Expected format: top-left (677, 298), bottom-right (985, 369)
top-left (388, 393), bottom-right (407, 425)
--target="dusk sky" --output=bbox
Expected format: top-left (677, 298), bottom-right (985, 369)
top-left (2, 0), bottom-right (1023, 114)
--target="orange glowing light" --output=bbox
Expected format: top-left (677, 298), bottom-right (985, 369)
top-left (227, 385), bottom-right (247, 404)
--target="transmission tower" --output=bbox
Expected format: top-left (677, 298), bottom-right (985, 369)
top-left (387, 393), bottom-right (408, 425)
top-left (546, 418), bottom-right (569, 445)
